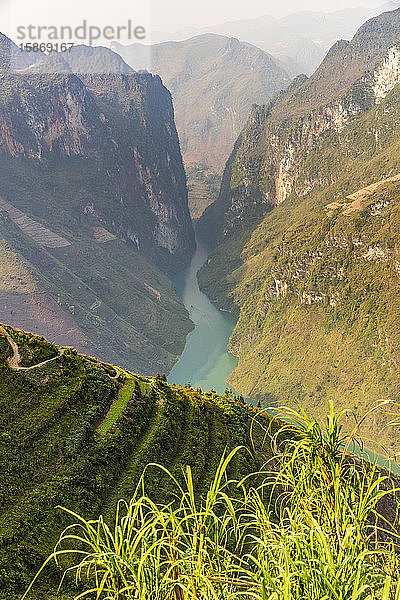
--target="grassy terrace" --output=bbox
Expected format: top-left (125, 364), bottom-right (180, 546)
top-left (4, 320), bottom-right (400, 599)
top-left (0, 324), bottom-right (268, 598)
top-left (97, 373), bottom-right (155, 435)
top-left (24, 403), bottom-right (400, 600)
top-left (97, 374), bottom-right (143, 435)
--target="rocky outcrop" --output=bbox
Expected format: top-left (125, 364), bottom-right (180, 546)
top-left (199, 9), bottom-right (400, 251)
top-left (373, 45), bottom-right (400, 100)
top-left (0, 39), bottom-right (194, 272)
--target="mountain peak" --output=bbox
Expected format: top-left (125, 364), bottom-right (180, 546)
top-left (351, 6), bottom-right (400, 53)
top-left (64, 45), bottom-right (134, 75)
top-left (324, 39), bottom-right (350, 59)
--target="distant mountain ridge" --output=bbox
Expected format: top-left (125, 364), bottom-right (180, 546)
top-left (150, 3), bottom-right (400, 75)
top-left (112, 33), bottom-right (291, 217)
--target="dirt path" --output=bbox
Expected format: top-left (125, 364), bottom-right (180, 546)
top-left (326, 173), bottom-right (400, 216)
top-left (109, 368), bottom-right (121, 380)
top-left (0, 326), bottom-right (65, 371)
top-left (346, 173), bottom-right (400, 204)
top-left (0, 324), bottom-right (124, 378)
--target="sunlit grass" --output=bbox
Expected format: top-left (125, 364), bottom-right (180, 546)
top-left (24, 402), bottom-right (400, 599)
top-left (97, 376), bottom-right (137, 435)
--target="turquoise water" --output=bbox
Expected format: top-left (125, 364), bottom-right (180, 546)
top-left (168, 240), bottom-right (239, 395)
top-left (169, 241), bottom-right (400, 473)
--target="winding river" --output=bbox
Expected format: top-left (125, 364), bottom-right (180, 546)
top-left (168, 239), bottom-right (239, 395)
top-left (169, 241), bottom-right (400, 473)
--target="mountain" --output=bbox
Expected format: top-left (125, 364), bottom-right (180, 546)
top-left (0, 37), bottom-right (195, 374)
top-left (150, 3), bottom-right (400, 75)
top-left (112, 34), bottom-right (291, 217)
top-left (0, 323), bottom-right (266, 597)
top-left (197, 7), bottom-right (400, 442)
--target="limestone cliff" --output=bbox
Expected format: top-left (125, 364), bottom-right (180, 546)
top-left (0, 42), bottom-right (194, 271)
top-left (112, 34), bottom-right (291, 217)
top-left (196, 7), bottom-right (400, 443)
top-left (0, 36), bottom-right (194, 374)
top-left (198, 8), bottom-right (400, 300)
top-left (199, 11), bottom-right (400, 252)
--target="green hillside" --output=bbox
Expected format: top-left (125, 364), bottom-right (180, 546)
top-left (0, 324), bottom-right (268, 599)
top-left (228, 176), bottom-right (400, 452)
top-left (196, 8), bottom-right (400, 446)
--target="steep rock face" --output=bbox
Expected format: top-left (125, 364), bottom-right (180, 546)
top-left (112, 34), bottom-right (290, 173)
top-left (198, 8), bottom-right (400, 298)
top-left (0, 43), bottom-right (194, 270)
top-left (269, 43), bottom-right (400, 205)
top-left (373, 45), bottom-right (400, 100)
top-left (0, 37), bottom-right (195, 374)
top-left (0, 73), bottom-right (94, 158)
top-left (112, 34), bottom-right (290, 217)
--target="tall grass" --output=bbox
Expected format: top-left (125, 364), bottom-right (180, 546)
top-left (24, 403), bottom-right (400, 599)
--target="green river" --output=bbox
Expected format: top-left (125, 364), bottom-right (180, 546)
top-left (168, 239), bottom-right (239, 395)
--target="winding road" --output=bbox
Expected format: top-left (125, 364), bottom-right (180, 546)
top-left (0, 326), bottom-right (65, 371)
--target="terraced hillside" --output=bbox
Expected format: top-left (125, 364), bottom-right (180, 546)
top-left (0, 324), bottom-right (269, 599)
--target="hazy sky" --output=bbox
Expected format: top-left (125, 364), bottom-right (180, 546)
top-left (0, 0), bottom-right (393, 45)
top-left (150, 0), bottom-right (387, 29)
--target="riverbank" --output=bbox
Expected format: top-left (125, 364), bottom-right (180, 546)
top-left (168, 241), bottom-right (400, 473)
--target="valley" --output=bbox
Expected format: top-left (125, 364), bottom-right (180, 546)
top-left (3, 2), bottom-right (400, 597)
top-left (1, 6), bottom-right (400, 449)
top-left (197, 7), bottom-right (400, 454)
top-left (112, 34), bottom-right (290, 217)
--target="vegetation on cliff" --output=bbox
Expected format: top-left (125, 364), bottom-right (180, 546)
top-left (224, 175), bottom-right (400, 452)
top-left (197, 8), bottom-right (400, 443)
